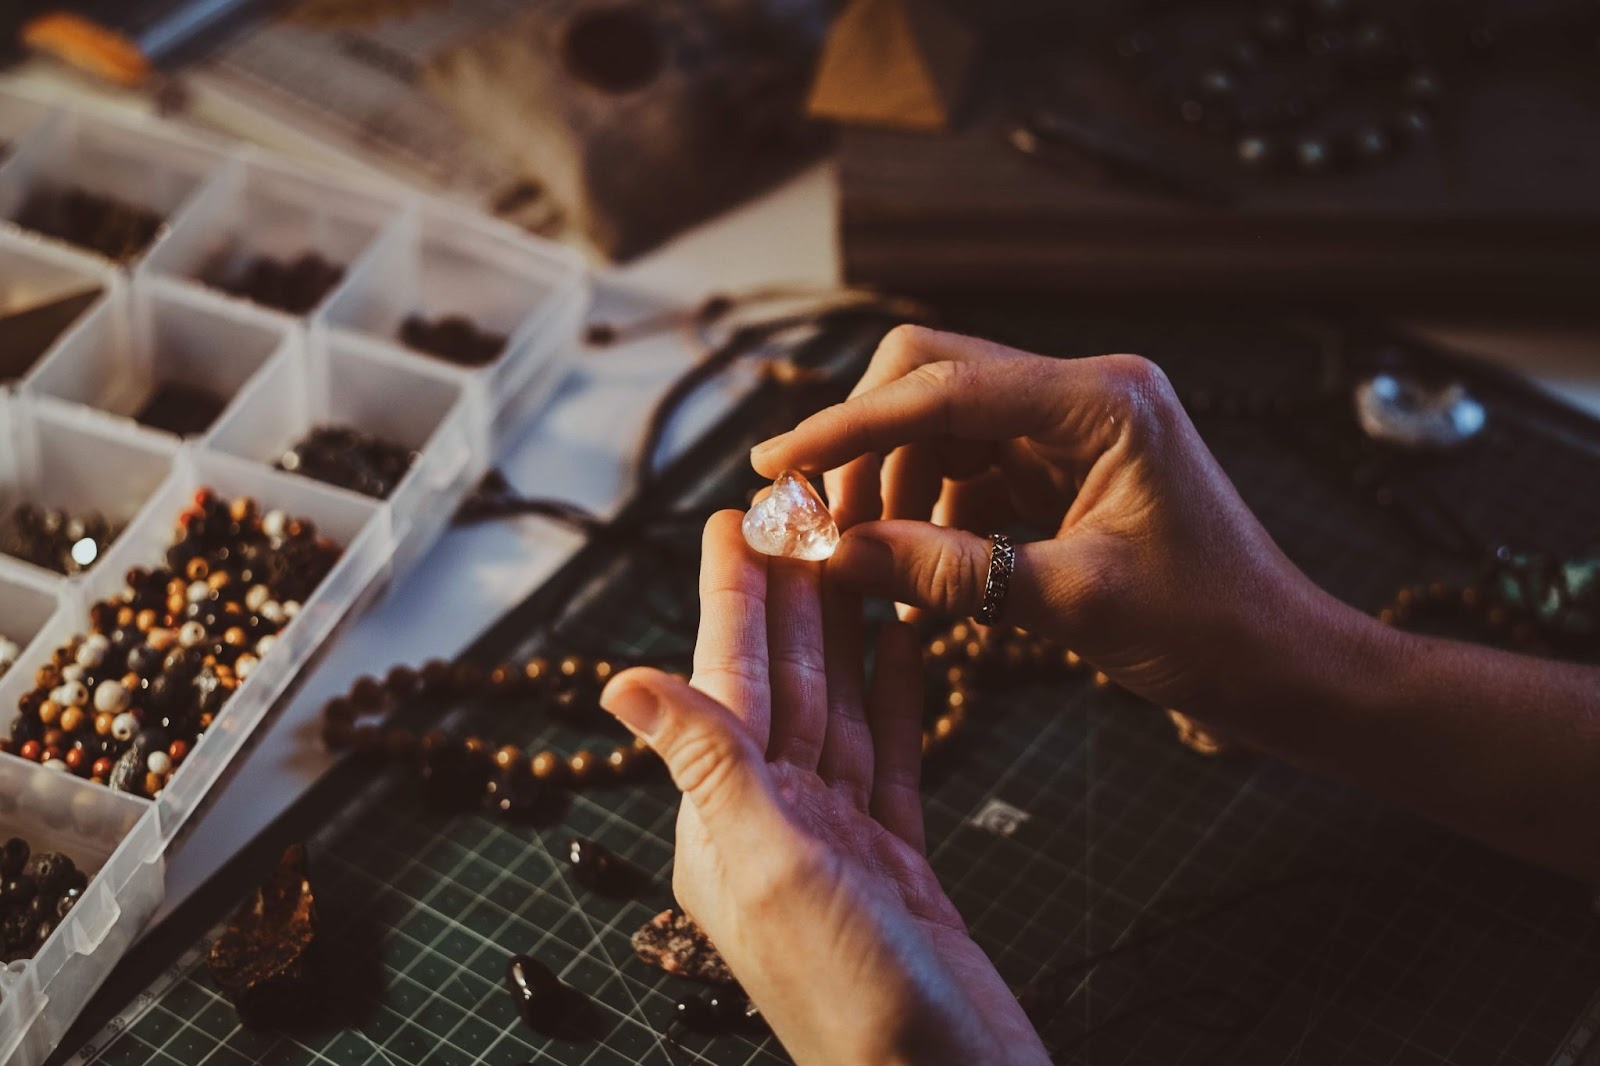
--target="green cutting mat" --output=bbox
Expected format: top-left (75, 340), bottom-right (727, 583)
top-left (67, 311), bottom-right (1600, 1066)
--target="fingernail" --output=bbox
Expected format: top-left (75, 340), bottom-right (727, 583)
top-left (600, 681), bottom-right (663, 739)
top-left (751, 432), bottom-right (789, 460)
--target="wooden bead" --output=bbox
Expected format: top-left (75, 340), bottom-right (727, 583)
top-left (385, 665), bottom-right (420, 699)
top-left (91, 757), bottom-right (114, 779)
top-left (116, 606), bottom-right (135, 628)
top-left (494, 745), bottom-right (522, 770)
top-left (451, 662), bottom-right (484, 694)
top-left (351, 676), bottom-right (385, 709)
top-left (592, 660), bottom-right (615, 683)
top-left (933, 714), bottom-right (958, 741)
top-left (568, 748), bottom-right (600, 783)
top-left (18, 740), bottom-right (41, 761)
top-left (323, 720), bottom-right (353, 748)
top-left (223, 627), bottom-right (246, 647)
top-left (186, 558), bottom-right (209, 581)
top-left (1063, 649), bottom-right (1083, 670)
top-left (925, 637), bottom-right (952, 660)
top-left (37, 700), bottom-right (60, 726)
top-left (325, 698), bottom-right (358, 724)
top-left (531, 750), bottom-right (566, 782)
top-left (94, 712), bottom-right (114, 736)
top-left (419, 659), bottom-right (454, 694)
top-left (58, 707), bottom-right (85, 734)
top-left (1092, 671), bottom-right (1111, 688)
top-left (64, 748), bottom-right (87, 772)
top-left (144, 771), bottom-right (164, 796)
top-left (946, 689), bottom-right (969, 712)
top-left (606, 746), bottom-right (636, 776)
top-left (136, 609), bottom-right (158, 631)
top-left (920, 731), bottom-right (933, 757)
top-left (384, 728), bottom-right (416, 761)
top-left (351, 724), bottom-right (383, 754)
top-left (559, 655), bottom-right (584, 679)
top-left (1460, 586), bottom-right (1482, 608)
top-left (167, 739), bottom-right (189, 763)
top-left (488, 666), bottom-right (518, 690)
top-left (523, 657), bottom-right (551, 685)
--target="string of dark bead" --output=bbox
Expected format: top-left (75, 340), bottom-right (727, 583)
top-left (0, 836), bottom-right (88, 964)
top-left (319, 621), bottom-right (1096, 820)
top-left (1116, 0), bottom-right (1444, 175)
top-left (0, 490), bottom-right (343, 798)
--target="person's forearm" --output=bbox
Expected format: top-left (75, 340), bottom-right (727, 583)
top-left (1214, 584), bottom-right (1600, 884)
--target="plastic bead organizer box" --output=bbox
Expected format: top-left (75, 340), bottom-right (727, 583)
top-left (0, 84), bottom-right (588, 1066)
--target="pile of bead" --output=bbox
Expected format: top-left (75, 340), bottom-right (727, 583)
top-left (0, 837), bottom-right (88, 964)
top-left (0, 490), bottom-right (343, 798)
top-left (0, 502), bottom-right (122, 575)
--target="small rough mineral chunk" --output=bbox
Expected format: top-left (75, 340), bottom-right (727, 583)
top-left (208, 843), bottom-right (320, 1028)
top-left (742, 471), bottom-right (839, 561)
top-left (631, 908), bottom-right (734, 984)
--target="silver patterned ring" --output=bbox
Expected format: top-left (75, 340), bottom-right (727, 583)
top-left (975, 533), bottom-right (1015, 625)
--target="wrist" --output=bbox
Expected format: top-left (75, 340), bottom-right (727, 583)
top-left (1200, 574), bottom-right (1406, 747)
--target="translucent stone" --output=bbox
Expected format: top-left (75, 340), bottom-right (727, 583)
top-left (742, 471), bottom-right (839, 561)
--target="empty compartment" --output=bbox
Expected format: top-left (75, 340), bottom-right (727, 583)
top-left (0, 396), bottom-right (176, 578)
top-left (323, 202), bottom-right (577, 372)
top-left (0, 567), bottom-right (61, 685)
top-left (0, 112), bottom-right (224, 264)
top-left (143, 154), bottom-right (401, 316)
top-left (27, 280), bottom-right (290, 439)
top-left (0, 230), bottom-right (112, 383)
top-left (0, 90), bottom-right (57, 167)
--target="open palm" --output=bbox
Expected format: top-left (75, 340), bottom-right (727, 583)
top-left (603, 512), bottom-right (1048, 1066)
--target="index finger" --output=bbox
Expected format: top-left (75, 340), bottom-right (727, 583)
top-left (752, 356), bottom-right (1121, 482)
top-left (692, 510), bottom-right (772, 748)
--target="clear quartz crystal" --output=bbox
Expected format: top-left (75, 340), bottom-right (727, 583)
top-left (742, 471), bottom-right (840, 561)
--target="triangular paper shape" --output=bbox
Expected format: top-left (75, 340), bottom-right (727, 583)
top-left (807, 0), bottom-right (974, 132)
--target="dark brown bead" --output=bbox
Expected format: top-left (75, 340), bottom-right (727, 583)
top-left (451, 662), bottom-right (484, 695)
top-left (419, 659), bottom-right (454, 695)
top-left (385, 728), bottom-right (417, 761)
top-left (420, 729), bottom-right (450, 755)
top-left (591, 661), bottom-right (615, 684)
top-left (384, 665), bottom-right (420, 699)
top-left (559, 656), bottom-right (584, 679)
top-left (488, 666), bottom-right (518, 690)
top-left (186, 558), bottom-right (209, 581)
top-left (322, 720), bottom-right (353, 748)
top-left (568, 749), bottom-right (600, 784)
top-left (530, 750), bottom-right (566, 782)
top-left (523, 657), bottom-right (551, 685)
top-left (91, 757), bottom-right (114, 779)
top-left (351, 676), bottom-right (385, 710)
top-left (351, 724), bottom-right (383, 754)
top-left (324, 697), bottom-right (358, 724)
top-left (463, 736), bottom-right (489, 756)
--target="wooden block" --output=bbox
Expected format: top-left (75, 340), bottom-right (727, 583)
top-left (807, 0), bottom-right (975, 133)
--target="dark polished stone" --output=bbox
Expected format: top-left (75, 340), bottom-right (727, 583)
top-left (0, 837), bottom-right (28, 879)
top-left (566, 837), bottom-right (645, 897)
top-left (505, 954), bottom-right (602, 1041)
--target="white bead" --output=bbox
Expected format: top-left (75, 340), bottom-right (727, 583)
top-left (283, 601), bottom-right (301, 619)
top-left (41, 759), bottom-right (66, 772)
top-left (179, 621), bottom-right (207, 648)
top-left (255, 634), bottom-right (278, 658)
top-left (235, 653), bottom-right (258, 680)
top-left (262, 509), bottom-right (287, 540)
top-left (187, 580), bottom-right (210, 604)
top-left (75, 641), bottom-right (105, 668)
top-left (61, 664), bottom-right (86, 684)
top-left (58, 681), bottom-right (88, 707)
top-left (146, 751), bottom-right (172, 776)
top-left (244, 584), bottom-right (270, 613)
top-left (111, 713), bottom-right (139, 742)
top-left (260, 601), bottom-right (285, 624)
top-left (93, 680), bottom-right (130, 714)
top-left (84, 633), bottom-right (110, 653)
top-left (0, 637), bottom-right (17, 664)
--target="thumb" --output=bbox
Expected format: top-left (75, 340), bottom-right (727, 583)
top-left (601, 668), bottom-right (792, 848)
top-left (829, 520), bottom-right (1055, 631)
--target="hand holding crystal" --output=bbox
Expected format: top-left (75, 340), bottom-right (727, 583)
top-left (600, 513), bottom-right (1048, 1066)
top-left (750, 326), bottom-right (1339, 727)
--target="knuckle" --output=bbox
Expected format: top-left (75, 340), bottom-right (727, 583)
top-left (874, 323), bottom-right (936, 372)
top-left (667, 727), bottom-right (750, 812)
top-left (921, 536), bottom-right (984, 614)
top-left (1101, 353), bottom-right (1177, 414)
